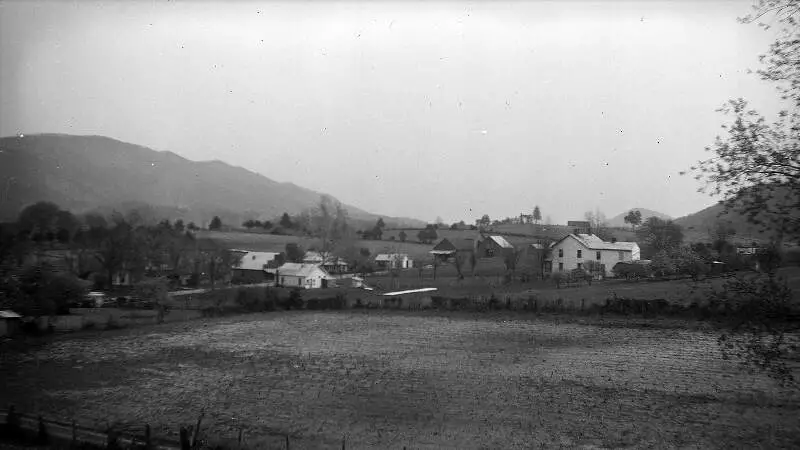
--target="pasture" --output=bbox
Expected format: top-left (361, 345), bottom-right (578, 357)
top-left (198, 230), bottom-right (435, 261)
top-left (2, 311), bottom-right (798, 449)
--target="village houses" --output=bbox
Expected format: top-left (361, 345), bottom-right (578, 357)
top-left (547, 233), bottom-right (640, 277)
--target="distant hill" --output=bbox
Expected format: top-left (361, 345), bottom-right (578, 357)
top-left (674, 202), bottom-right (777, 244)
top-left (0, 134), bottom-right (426, 228)
top-left (607, 208), bottom-right (672, 228)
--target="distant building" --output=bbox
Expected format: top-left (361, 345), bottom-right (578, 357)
top-left (0, 310), bottom-right (22, 337)
top-left (276, 263), bottom-right (333, 289)
top-left (232, 250), bottom-right (281, 283)
top-left (430, 238), bottom-right (476, 262)
top-left (374, 253), bottom-right (413, 270)
top-left (476, 235), bottom-right (515, 258)
top-left (302, 251), bottom-right (350, 274)
top-left (567, 221), bottom-right (591, 234)
top-left (548, 233), bottom-right (640, 277)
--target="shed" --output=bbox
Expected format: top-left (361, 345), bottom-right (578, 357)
top-left (0, 310), bottom-right (22, 337)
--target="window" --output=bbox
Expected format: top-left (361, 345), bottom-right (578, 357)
top-left (618, 251), bottom-right (624, 260)
top-left (577, 250), bottom-right (582, 258)
top-left (577, 263), bottom-right (582, 269)
top-left (558, 262), bottom-right (563, 271)
top-left (596, 251), bottom-right (601, 260)
top-left (558, 249), bottom-right (563, 258)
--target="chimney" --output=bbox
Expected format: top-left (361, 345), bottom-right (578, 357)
top-left (611, 237), bottom-right (618, 243)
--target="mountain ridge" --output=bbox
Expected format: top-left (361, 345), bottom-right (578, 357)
top-left (0, 133), bottom-right (426, 228)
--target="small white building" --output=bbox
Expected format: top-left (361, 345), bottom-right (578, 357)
top-left (374, 253), bottom-right (413, 270)
top-left (276, 263), bottom-right (333, 289)
top-left (548, 234), bottom-right (640, 277)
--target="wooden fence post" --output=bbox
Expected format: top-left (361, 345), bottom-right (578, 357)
top-left (192, 410), bottom-right (205, 449)
top-left (179, 427), bottom-right (191, 450)
top-left (341, 435), bottom-right (346, 450)
top-left (285, 434), bottom-right (290, 450)
top-left (5, 404), bottom-right (21, 438)
top-left (237, 428), bottom-right (243, 449)
top-left (72, 419), bottom-right (77, 444)
top-left (145, 423), bottom-right (152, 450)
top-left (37, 415), bottom-right (49, 444)
top-left (581, 298), bottom-right (585, 312)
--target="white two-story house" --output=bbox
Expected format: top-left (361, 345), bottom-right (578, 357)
top-left (548, 234), bottom-right (640, 277)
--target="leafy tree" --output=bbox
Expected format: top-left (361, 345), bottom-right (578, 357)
top-left (173, 219), bottom-right (185, 233)
top-left (623, 210), bottom-right (643, 230)
top-left (636, 217), bottom-right (684, 254)
top-left (280, 212), bottom-right (293, 229)
top-left (376, 217), bottom-right (385, 229)
top-left (285, 243), bottom-right (304, 263)
top-left (202, 248), bottom-right (241, 289)
top-left (186, 221), bottom-right (199, 231)
top-left (685, 1), bottom-right (800, 246)
top-left (82, 212), bottom-right (108, 230)
top-left (478, 214), bottom-right (491, 229)
top-left (242, 220), bottom-right (256, 229)
top-left (17, 201), bottom-right (61, 242)
top-left (450, 223), bottom-right (459, 230)
top-left (370, 225), bottom-right (383, 241)
top-left (533, 206), bottom-right (542, 225)
top-left (398, 230), bottom-right (407, 242)
top-left (650, 250), bottom-right (678, 278)
top-left (209, 216), bottom-right (223, 231)
top-left (15, 264), bottom-right (88, 316)
top-left (133, 277), bottom-right (170, 323)
top-left (584, 209), bottom-right (608, 234)
top-left (262, 220), bottom-right (273, 229)
top-left (416, 228), bottom-right (438, 244)
top-left (715, 272), bottom-right (798, 385)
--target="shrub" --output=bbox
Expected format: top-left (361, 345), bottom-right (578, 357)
top-left (712, 273), bottom-right (798, 385)
top-left (284, 289), bottom-right (304, 310)
top-left (13, 264), bottom-right (88, 316)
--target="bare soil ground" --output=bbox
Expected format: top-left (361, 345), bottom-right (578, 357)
top-left (2, 311), bottom-right (798, 449)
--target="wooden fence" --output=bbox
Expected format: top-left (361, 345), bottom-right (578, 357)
top-left (0, 405), bottom-right (363, 450)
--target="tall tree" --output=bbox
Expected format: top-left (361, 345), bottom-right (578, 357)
top-left (684, 1), bottom-right (800, 385)
top-left (17, 201), bottom-right (61, 243)
top-left (636, 217), bottom-right (684, 254)
top-left (685, 1), bottom-right (800, 246)
top-left (398, 230), bottom-right (407, 243)
top-left (279, 212), bottom-right (293, 229)
top-left (623, 210), bottom-right (643, 231)
top-left (533, 206), bottom-right (542, 225)
top-left (209, 216), bottom-right (223, 231)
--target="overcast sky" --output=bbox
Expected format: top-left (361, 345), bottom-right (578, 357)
top-left (0, 1), bottom-right (786, 225)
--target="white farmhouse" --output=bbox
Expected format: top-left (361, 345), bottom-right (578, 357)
top-left (276, 263), bottom-right (334, 289)
top-left (374, 253), bottom-right (413, 270)
top-left (548, 234), bottom-right (640, 277)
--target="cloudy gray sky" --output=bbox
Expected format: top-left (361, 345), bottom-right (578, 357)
top-left (0, 0), bottom-right (785, 224)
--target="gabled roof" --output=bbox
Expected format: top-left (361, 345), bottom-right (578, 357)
top-left (276, 263), bottom-right (331, 278)
top-left (554, 234), bottom-right (639, 251)
top-left (432, 238), bottom-right (476, 253)
top-left (0, 310), bottom-right (22, 319)
top-left (234, 251), bottom-right (280, 271)
top-left (487, 236), bottom-right (513, 249)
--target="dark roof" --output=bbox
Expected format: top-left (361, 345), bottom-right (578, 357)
top-left (432, 238), bottom-right (476, 252)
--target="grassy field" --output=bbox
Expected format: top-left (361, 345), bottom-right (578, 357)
top-left (2, 311), bottom-right (798, 449)
top-left (198, 230), bottom-right (435, 261)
